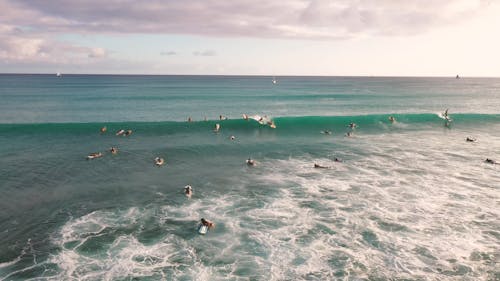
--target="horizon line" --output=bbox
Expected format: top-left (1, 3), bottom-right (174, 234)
top-left (0, 73), bottom-right (498, 78)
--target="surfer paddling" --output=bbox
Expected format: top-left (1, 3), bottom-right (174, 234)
top-left (466, 137), bottom-right (477, 142)
top-left (314, 163), bottom-right (329, 169)
top-left (155, 157), bottom-right (165, 166)
top-left (184, 185), bottom-right (193, 197)
top-left (485, 158), bottom-right (498, 165)
top-left (246, 158), bottom-right (256, 166)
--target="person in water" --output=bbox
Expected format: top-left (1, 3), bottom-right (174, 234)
top-left (321, 130), bottom-right (332, 135)
top-left (184, 185), bottom-right (193, 197)
top-left (485, 158), bottom-right (498, 164)
top-left (349, 123), bottom-right (357, 129)
top-left (466, 137), bottom-right (476, 142)
top-left (110, 147), bottom-right (118, 154)
top-left (214, 123), bottom-right (221, 133)
top-left (388, 116), bottom-right (396, 123)
top-left (314, 163), bottom-right (328, 169)
top-left (124, 129), bottom-right (133, 136)
top-left (345, 132), bottom-right (353, 137)
top-left (334, 157), bottom-right (343, 162)
top-left (116, 129), bottom-right (125, 136)
top-left (246, 158), bottom-right (256, 166)
top-left (188, 117), bottom-right (192, 122)
top-left (100, 126), bottom-right (107, 133)
top-left (230, 135), bottom-right (235, 141)
top-left (155, 157), bottom-right (165, 166)
top-left (200, 218), bottom-right (215, 229)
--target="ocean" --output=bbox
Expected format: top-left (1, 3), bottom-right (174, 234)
top-left (0, 74), bottom-right (499, 280)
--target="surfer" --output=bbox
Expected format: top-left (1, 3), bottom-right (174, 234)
top-left (466, 137), bottom-right (476, 142)
top-left (219, 115), bottom-right (227, 120)
top-left (188, 117), bottom-right (192, 122)
top-left (110, 147), bottom-right (118, 154)
top-left (268, 120), bottom-right (276, 129)
top-left (214, 123), bottom-right (220, 133)
top-left (100, 126), bottom-right (107, 133)
top-left (155, 157), bottom-right (165, 166)
top-left (485, 158), bottom-right (498, 164)
top-left (116, 129), bottom-right (125, 136)
top-left (230, 135), bottom-right (235, 141)
top-left (321, 130), bottom-right (332, 135)
top-left (388, 116), bottom-right (396, 123)
top-left (242, 114), bottom-right (249, 120)
top-left (184, 185), bottom-right (193, 197)
top-left (334, 157), bottom-right (343, 162)
top-left (246, 158), bottom-right (256, 166)
top-left (86, 152), bottom-right (103, 160)
top-left (349, 123), bottom-right (357, 129)
top-left (314, 163), bottom-right (329, 169)
top-left (124, 129), bottom-right (133, 136)
top-left (200, 218), bottom-right (215, 229)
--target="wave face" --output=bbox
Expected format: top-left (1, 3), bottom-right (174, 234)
top-left (1, 75), bottom-right (500, 280)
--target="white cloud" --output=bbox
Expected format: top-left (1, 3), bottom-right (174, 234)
top-left (88, 47), bottom-right (107, 58)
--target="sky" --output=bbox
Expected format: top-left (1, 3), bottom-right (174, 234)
top-left (0, 0), bottom-right (499, 76)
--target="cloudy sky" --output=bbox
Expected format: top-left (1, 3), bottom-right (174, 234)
top-left (1, 0), bottom-right (499, 76)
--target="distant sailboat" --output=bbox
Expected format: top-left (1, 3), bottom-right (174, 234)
top-left (56, 72), bottom-right (62, 77)
top-left (272, 76), bottom-right (277, 84)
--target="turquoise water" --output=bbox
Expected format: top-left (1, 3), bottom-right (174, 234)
top-left (0, 75), bottom-right (499, 280)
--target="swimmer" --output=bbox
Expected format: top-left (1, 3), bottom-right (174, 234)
top-left (388, 116), bottom-right (396, 123)
top-left (200, 218), bottom-right (215, 229)
top-left (246, 158), bottom-right (256, 166)
top-left (321, 130), bottom-right (332, 135)
top-left (155, 157), bottom-right (165, 166)
top-left (116, 129), bottom-right (125, 136)
top-left (466, 137), bottom-right (476, 142)
top-left (100, 126), bottom-right (107, 133)
top-left (184, 185), bottom-right (193, 197)
top-left (110, 147), bottom-right (118, 154)
top-left (214, 123), bottom-right (220, 133)
top-left (314, 163), bottom-right (329, 169)
top-left (86, 152), bottom-right (103, 160)
top-left (124, 130), bottom-right (133, 136)
top-left (230, 135), bottom-right (235, 141)
top-left (485, 158), bottom-right (498, 164)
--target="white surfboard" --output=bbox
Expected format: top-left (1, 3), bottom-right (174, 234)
top-left (198, 224), bottom-right (208, 235)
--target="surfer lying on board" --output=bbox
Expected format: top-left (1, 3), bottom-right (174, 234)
top-left (314, 163), bottom-right (329, 169)
top-left (485, 158), bottom-right (498, 164)
top-left (246, 158), bottom-right (256, 166)
top-left (466, 137), bottom-right (477, 142)
top-left (200, 218), bottom-right (215, 229)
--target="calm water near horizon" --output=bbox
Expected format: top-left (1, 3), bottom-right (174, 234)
top-left (0, 74), bottom-right (499, 280)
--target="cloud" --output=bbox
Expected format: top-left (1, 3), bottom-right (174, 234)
top-left (193, 50), bottom-right (216, 56)
top-left (0, 23), bottom-right (107, 64)
top-left (88, 47), bottom-right (107, 58)
top-left (0, 0), bottom-right (490, 39)
top-left (160, 51), bottom-right (177, 56)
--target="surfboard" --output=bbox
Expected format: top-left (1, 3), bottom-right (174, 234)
top-left (198, 224), bottom-right (208, 235)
